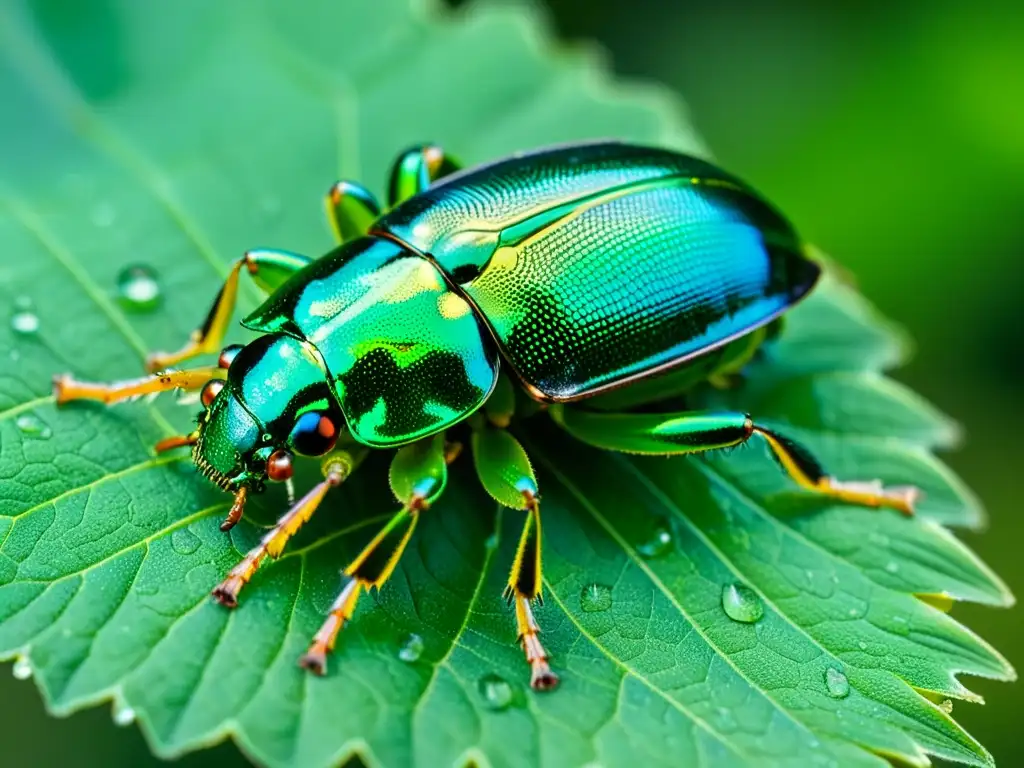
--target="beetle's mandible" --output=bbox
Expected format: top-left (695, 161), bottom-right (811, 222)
top-left (54, 141), bottom-right (919, 690)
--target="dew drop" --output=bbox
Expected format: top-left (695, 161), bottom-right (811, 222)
top-left (858, 641), bottom-right (868, 650)
top-left (477, 674), bottom-right (513, 711)
top-left (15, 412), bottom-right (52, 439)
top-left (171, 528), bottom-right (201, 556)
top-left (113, 702), bottom-right (136, 727)
top-left (116, 265), bottom-right (162, 312)
top-left (722, 583), bottom-right (764, 623)
top-left (12, 656), bottom-right (32, 680)
top-left (398, 633), bottom-right (424, 663)
top-left (884, 561), bottom-right (900, 574)
top-left (484, 532), bottom-right (499, 552)
top-left (824, 667), bottom-right (850, 698)
top-left (580, 583), bottom-right (612, 613)
top-left (939, 699), bottom-right (953, 714)
top-left (637, 523), bottom-right (673, 559)
top-left (10, 300), bottom-right (40, 335)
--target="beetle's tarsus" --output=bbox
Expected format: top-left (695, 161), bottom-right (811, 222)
top-left (514, 594), bottom-right (559, 692)
top-left (818, 477), bottom-right (920, 516)
top-left (299, 578), bottom-right (362, 675)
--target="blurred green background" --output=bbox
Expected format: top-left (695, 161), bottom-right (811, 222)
top-left (2, 0), bottom-right (1020, 764)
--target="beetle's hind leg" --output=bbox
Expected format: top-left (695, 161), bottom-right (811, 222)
top-left (300, 436), bottom-right (450, 675)
top-left (386, 145), bottom-right (462, 208)
top-left (471, 423), bottom-right (559, 691)
top-left (553, 407), bottom-right (919, 515)
top-left (145, 248), bottom-right (312, 371)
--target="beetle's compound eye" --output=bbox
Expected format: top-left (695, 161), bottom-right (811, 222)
top-left (289, 411), bottom-right (339, 456)
top-left (218, 344), bottom-right (245, 370)
top-left (267, 449), bottom-right (294, 482)
top-left (200, 379), bottom-right (226, 408)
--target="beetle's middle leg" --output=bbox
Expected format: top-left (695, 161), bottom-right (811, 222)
top-left (146, 248), bottom-right (312, 371)
top-left (299, 436), bottom-right (450, 675)
top-left (471, 389), bottom-right (560, 690)
top-left (552, 406), bottom-right (918, 515)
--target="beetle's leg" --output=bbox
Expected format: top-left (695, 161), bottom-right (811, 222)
top-left (386, 144), bottom-right (462, 208)
top-left (552, 407), bottom-right (918, 515)
top-left (145, 248), bottom-right (312, 372)
top-left (324, 181), bottom-right (382, 243)
top-left (212, 450), bottom-right (363, 607)
top-left (472, 425), bottom-right (559, 691)
top-left (300, 436), bottom-right (449, 675)
top-left (53, 366), bottom-right (221, 406)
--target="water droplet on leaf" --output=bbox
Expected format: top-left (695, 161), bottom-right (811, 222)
top-left (12, 656), bottom-right (32, 680)
top-left (825, 667), bottom-right (850, 698)
top-left (637, 522), bottom-right (672, 559)
top-left (11, 298), bottom-right (40, 335)
top-left (477, 674), bottom-right (513, 711)
top-left (116, 265), bottom-right (162, 312)
top-left (398, 633), bottom-right (424, 663)
top-left (113, 702), bottom-right (136, 726)
top-left (171, 528), bottom-right (201, 555)
top-left (722, 583), bottom-right (763, 623)
top-left (884, 561), bottom-right (900, 574)
top-left (16, 413), bottom-right (51, 439)
top-left (580, 583), bottom-right (612, 613)
top-left (484, 533), bottom-right (499, 552)
top-left (858, 641), bottom-right (867, 650)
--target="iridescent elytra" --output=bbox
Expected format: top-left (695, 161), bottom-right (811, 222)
top-left (54, 141), bottom-right (918, 690)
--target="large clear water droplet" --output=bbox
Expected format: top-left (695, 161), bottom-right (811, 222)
top-left (398, 633), bottom-right (424, 663)
top-left (113, 702), bottom-right (136, 727)
top-left (11, 296), bottom-right (40, 336)
top-left (16, 413), bottom-right (52, 439)
top-left (477, 674), bottom-right (513, 711)
top-left (116, 265), bottom-right (162, 312)
top-left (170, 528), bottom-right (201, 556)
top-left (722, 583), bottom-right (763, 623)
top-left (637, 522), bottom-right (673, 559)
top-left (580, 583), bottom-right (612, 613)
top-left (825, 667), bottom-right (850, 698)
top-left (12, 656), bottom-right (32, 680)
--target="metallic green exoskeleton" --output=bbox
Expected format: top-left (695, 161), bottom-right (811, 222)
top-left (55, 141), bottom-right (919, 691)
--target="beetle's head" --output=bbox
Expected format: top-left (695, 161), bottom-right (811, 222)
top-left (192, 334), bottom-right (343, 500)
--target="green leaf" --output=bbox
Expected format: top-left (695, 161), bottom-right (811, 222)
top-left (0, 1), bottom-right (1013, 766)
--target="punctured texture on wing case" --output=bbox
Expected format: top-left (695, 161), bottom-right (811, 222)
top-left (377, 141), bottom-right (820, 401)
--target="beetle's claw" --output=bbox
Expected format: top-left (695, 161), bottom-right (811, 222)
top-left (530, 660), bottom-right (560, 691)
top-left (211, 579), bottom-right (242, 608)
top-left (298, 648), bottom-right (328, 676)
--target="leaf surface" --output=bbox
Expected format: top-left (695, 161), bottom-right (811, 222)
top-left (0, 1), bottom-right (1012, 766)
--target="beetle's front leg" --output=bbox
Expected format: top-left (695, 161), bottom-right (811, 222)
top-left (300, 436), bottom-right (449, 675)
top-left (386, 144), bottom-right (462, 208)
top-left (212, 450), bottom-right (365, 606)
top-left (472, 424), bottom-right (559, 691)
top-left (146, 248), bottom-right (312, 371)
top-left (552, 407), bottom-right (918, 515)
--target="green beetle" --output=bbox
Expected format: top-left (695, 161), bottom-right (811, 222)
top-left (54, 141), bottom-right (918, 691)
